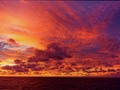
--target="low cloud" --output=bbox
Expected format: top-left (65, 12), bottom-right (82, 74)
top-left (28, 43), bottom-right (72, 62)
top-left (0, 38), bottom-right (36, 61)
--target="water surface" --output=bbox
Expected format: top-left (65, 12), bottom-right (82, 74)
top-left (0, 77), bottom-right (119, 90)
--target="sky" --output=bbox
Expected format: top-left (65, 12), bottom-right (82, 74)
top-left (0, 1), bottom-right (120, 76)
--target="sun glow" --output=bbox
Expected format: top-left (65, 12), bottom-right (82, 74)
top-left (0, 1), bottom-right (119, 77)
top-left (0, 59), bottom-right (15, 67)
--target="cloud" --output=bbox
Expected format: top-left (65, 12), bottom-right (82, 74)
top-left (1, 65), bottom-right (13, 71)
top-left (28, 43), bottom-right (72, 62)
top-left (107, 69), bottom-right (116, 72)
top-left (0, 41), bottom-right (13, 51)
top-left (0, 35), bottom-right (8, 41)
top-left (47, 43), bottom-right (72, 60)
top-left (1, 42), bottom-right (73, 74)
top-left (7, 38), bottom-right (19, 46)
top-left (3, 24), bottom-right (31, 34)
top-left (1, 1), bottom-right (120, 76)
top-left (0, 38), bottom-right (36, 62)
top-left (14, 59), bottom-right (22, 65)
top-left (0, 38), bottom-right (20, 51)
top-left (3, 39), bottom-right (119, 75)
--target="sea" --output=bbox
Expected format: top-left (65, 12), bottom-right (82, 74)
top-left (0, 77), bottom-right (119, 90)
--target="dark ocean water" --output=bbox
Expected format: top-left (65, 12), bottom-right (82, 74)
top-left (0, 77), bottom-right (119, 90)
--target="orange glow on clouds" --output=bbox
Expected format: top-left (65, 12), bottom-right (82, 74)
top-left (0, 1), bottom-right (120, 76)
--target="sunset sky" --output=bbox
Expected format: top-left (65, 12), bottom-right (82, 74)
top-left (0, 1), bottom-right (120, 77)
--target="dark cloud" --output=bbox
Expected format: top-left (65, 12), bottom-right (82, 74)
top-left (1, 65), bottom-right (13, 71)
top-left (31, 66), bottom-right (45, 71)
top-left (13, 65), bottom-right (29, 73)
top-left (25, 63), bottom-right (37, 69)
top-left (1, 64), bottom-right (29, 73)
top-left (107, 69), bottom-right (116, 72)
top-left (47, 43), bottom-right (72, 60)
top-left (28, 43), bottom-right (72, 62)
top-left (103, 63), bottom-right (113, 67)
top-left (0, 43), bottom-right (73, 74)
top-left (7, 38), bottom-right (19, 46)
top-left (14, 59), bottom-right (22, 65)
top-left (109, 72), bottom-right (120, 77)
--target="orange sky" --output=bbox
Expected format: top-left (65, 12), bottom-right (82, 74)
top-left (0, 1), bottom-right (120, 76)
